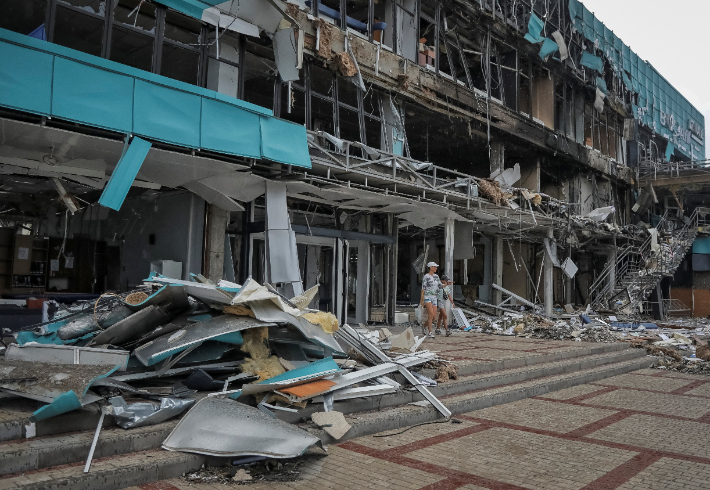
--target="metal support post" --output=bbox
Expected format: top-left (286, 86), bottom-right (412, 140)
top-left (544, 228), bottom-right (554, 317)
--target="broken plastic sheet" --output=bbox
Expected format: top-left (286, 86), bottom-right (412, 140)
top-left (580, 52), bottom-right (603, 73)
top-left (133, 315), bottom-right (269, 366)
top-left (648, 228), bottom-right (660, 254)
top-left (109, 396), bottom-right (194, 429)
top-left (273, 27), bottom-right (299, 82)
top-left (561, 257), bottom-right (579, 279)
top-left (492, 163), bottom-right (521, 187)
top-left (585, 206), bottom-right (615, 222)
top-left (162, 397), bottom-right (323, 458)
top-left (524, 13), bottom-right (545, 44)
top-left (551, 31), bottom-right (568, 61)
top-left (99, 137), bottom-right (152, 211)
top-left (539, 38), bottom-right (558, 61)
top-left (665, 141), bottom-right (675, 161)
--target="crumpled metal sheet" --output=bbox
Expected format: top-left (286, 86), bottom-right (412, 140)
top-left (57, 313), bottom-right (101, 340)
top-left (248, 300), bottom-right (345, 355)
top-left (162, 397), bottom-right (323, 458)
top-left (109, 396), bottom-right (194, 429)
top-left (88, 305), bottom-right (172, 347)
top-left (124, 284), bottom-right (189, 313)
top-left (133, 315), bottom-right (272, 366)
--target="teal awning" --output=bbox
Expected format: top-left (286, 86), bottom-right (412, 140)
top-left (0, 28), bottom-right (312, 170)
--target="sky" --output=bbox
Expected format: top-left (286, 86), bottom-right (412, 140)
top-left (581, 0), bottom-right (709, 156)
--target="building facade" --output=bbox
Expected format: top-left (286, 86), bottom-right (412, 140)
top-left (0, 0), bottom-right (706, 323)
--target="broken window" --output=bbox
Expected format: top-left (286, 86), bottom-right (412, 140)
top-left (53, 0), bottom-right (106, 57)
top-left (309, 64), bottom-right (336, 136)
top-left (363, 87), bottom-right (383, 149)
top-left (417, 12), bottom-right (435, 69)
top-left (518, 57), bottom-right (531, 116)
top-left (280, 82), bottom-right (307, 126)
top-left (336, 75), bottom-right (362, 143)
top-left (0, 0), bottom-right (47, 37)
top-left (160, 11), bottom-right (201, 84)
top-left (110, 0), bottom-right (157, 72)
top-left (242, 37), bottom-right (278, 112)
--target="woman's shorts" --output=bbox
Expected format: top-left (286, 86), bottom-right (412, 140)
top-left (438, 300), bottom-right (448, 309)
top-left (423, 294), bottom-right (437, 304)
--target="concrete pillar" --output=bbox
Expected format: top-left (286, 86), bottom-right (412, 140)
top-left (490, 141), bottom-right (505, 176)
top-left (444, 218), bottom-right (455, 278)
top-left (387, 217), bottom-right (399, 326)
top-left (205, 204), bottom-right (229, 283)
top-left (544, 228), bottom-right (554, 317)
top-left (492, 236), bottom-right (504, 313)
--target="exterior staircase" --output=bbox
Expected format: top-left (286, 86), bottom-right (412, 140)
top-left (0, 341), bottom-right (651, 490)
top-left (588, 207), bottom-right (710, 313)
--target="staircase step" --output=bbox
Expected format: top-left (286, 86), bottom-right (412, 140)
top-left (0, 449), bottom-right (203, 490)
top-left (0, 419), bottom-right (179, 476)
top-left (313, 356), bottom-right (654, 444)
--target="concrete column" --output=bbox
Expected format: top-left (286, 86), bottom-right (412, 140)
top-left (492, 236), bottom-right (504, 313)
top-left (544, 228), bottom-right (554, 317)
top-left (205, 204), bottom-right (229, 283)
top-left (444, 218), bottom-right (455, 278)
top-left (490, 141), bottom-right (505, 176)
top-left (387, 217), bottom-right (399, 326)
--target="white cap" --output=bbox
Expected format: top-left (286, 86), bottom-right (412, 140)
top-left (427, 262), bottom-right (439, 268)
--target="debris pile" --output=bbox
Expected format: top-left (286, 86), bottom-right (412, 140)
top-left (1, 273), bottom-right (451, 474)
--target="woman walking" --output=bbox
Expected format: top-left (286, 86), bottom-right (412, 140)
top-left (420, 262), bottom-right (441, 339)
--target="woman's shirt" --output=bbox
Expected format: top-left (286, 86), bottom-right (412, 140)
top-left (422, 273), bottom-right (441, 296)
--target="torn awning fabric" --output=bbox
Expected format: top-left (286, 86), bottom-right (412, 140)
top-left (580, 52), bottom-right (603, 73)
top-left (524, 13), bottom-right (545, 44)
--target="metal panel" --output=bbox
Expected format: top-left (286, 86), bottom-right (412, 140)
top-left (0, 40), bottom-right (53, 115)
top-left (133, 80), bottom-right (202, 148)
top-left (133, 315), bottom-right (271, 366)
top-left (162, 397), bottom-right (322, 457)
top-left (200, 98), bottom-right (262, 158)
top-left (98, 137), bottom-right (152, 211)
top-left (52, 57), bottom-right (134, 133)
top-left (259, 116), bottom-right (312, 168)
top-left (5, 344), bottom-right (130, 370)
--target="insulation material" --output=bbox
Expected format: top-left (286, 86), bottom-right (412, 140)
top-left (223, 304), bottom-right (256, 317)
top-left (477, 179), bottom-right (508, 206)
top-left (125, 292), bottom-right (148, 305)
top-left (316, 19), bottom-right (332, 59)
top-left (435, 364), bottom-right (458, 383)
top-left (332, 51), bottom-right (357, 77)
top-left (302, 311), bottom-right (339, 334)
top-left (241, 327), bottom-right (286, 382)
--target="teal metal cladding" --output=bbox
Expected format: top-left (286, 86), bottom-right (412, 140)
top-left (99, 137), bottom-right (153, 211)
top-left (568, 0), bottom-right (705, 160)
top-left (0, 28), bottom-right (311, 169)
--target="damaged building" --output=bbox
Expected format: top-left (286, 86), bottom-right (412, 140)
top-left (0, 0), bottom-right (706, 327)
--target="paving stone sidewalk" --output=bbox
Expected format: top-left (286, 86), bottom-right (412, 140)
top-left (132, 368), bottom-right (710, 490)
